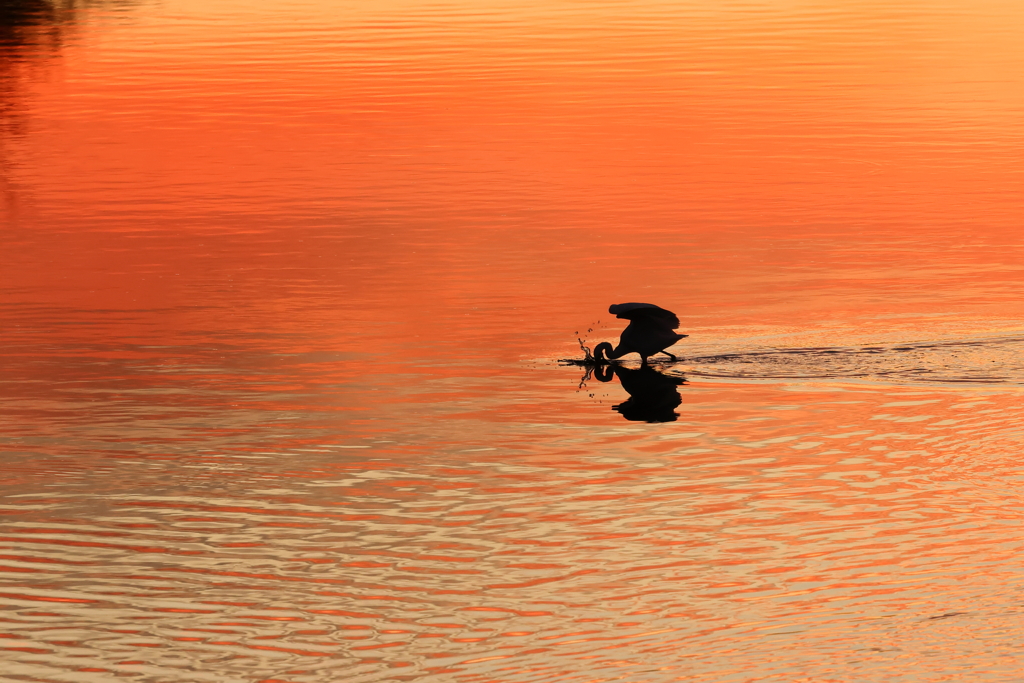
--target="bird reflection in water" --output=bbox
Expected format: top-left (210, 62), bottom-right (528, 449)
top-left (592, 363), bottom-right (686, 423)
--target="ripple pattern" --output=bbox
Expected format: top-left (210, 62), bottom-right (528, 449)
top-left (4, 383), bottom-right (1024, 681)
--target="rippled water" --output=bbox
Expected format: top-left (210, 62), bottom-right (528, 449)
top-left (5, 0), bottom-right (1024, 681)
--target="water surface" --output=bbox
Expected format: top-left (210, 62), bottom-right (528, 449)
top-left (4, 1), bottom-right (1024, 681)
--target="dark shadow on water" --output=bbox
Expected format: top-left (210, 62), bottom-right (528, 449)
top-left (593, 364), bottom-right (686, 423)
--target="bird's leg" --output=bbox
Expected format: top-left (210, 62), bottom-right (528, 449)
top-left (661, 351), bottom-right (678, 361)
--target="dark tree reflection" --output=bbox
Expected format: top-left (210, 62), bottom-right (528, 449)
top-left (0, 0), bottom-right (70, 139)
top-left (0, 0), bottom-right (140, 217)
top-left (0, 0), bottom-right (63, 45)
top-left (0, 0), bottom-right (140, 137)
top-left (594, 364), bottom-right (686, 423)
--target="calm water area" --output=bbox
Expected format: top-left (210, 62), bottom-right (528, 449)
top-left (4, 1), bottom-right (1024, 681)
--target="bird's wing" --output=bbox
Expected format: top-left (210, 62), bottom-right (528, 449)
top-left (638, 308), bottom-right (680, 329)
top-left (610, 303), bottom-right (680, 329)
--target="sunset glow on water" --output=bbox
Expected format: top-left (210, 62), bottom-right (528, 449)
top-left (4, 1), bottom-right (1024, 681)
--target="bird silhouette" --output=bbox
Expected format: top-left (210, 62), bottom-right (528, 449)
top-left (593, 302), bottom-right (687, 365)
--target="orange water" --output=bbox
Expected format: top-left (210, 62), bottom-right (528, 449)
top-left (4, 1), bottom-right (1024, 681)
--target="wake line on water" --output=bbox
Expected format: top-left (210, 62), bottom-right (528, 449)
top-left (561, 334), bottom-right (1024, 387)
top-left (684, 334), bottom-right (1024, 386)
